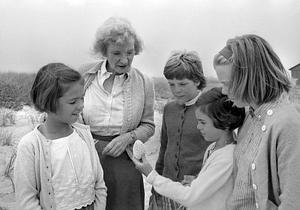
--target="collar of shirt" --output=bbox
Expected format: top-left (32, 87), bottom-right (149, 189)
top-left (185, 90), bottom-right (202, 106)
top-left (83, 60), bottom-right (129, 79)
top-left (96, 60), bottom-right (129, 90)
top-left (100, 60), bottom-right (128, 80)
top-left (249, 92), bottom-right (289, 121)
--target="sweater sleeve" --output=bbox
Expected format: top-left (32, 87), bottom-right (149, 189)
top-left (155, 107), bottom-right (168, 175)
top-left (148, 150), bottom-right (233, 207)
top-left (14, 135), bottom-right (43, 210)
top-left (83, 125), bottom-right (107, 209)
top-left (93, 144), bottom-right (107, 209)
top-left (276, 114), bottom-right (300, 210)
top-left (133, 75), bottom-right (155, 141)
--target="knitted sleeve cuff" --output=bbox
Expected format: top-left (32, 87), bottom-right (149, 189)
top-left (146, 170), bottom-right (158, 184)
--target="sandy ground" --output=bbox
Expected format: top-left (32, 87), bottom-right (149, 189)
top-left (0, 109), bottom-right (162, 210)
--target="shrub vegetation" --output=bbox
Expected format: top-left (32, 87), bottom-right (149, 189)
top-left (0, 72), bottom-right (35, 110)
top-left (0, 72), bottom-right (224, 112)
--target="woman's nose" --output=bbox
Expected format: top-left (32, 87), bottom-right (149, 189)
top-left (120, 55), bottom-right (129, 63)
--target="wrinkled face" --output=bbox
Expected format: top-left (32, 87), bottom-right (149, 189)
top-left (167, 78), bottom-right (200, 104)
top-left (214, 64), bottom-right (247, 108)
top-left (195, 109), bottom-right (225, 142)
top-left (106, 37), bottom-right (135, 75)
top-left (49, 81), bottom-right (84, 125)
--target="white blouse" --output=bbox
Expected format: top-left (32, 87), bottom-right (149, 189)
top-left (82, 60), bottom-right (126, 136)
top-left (50, 130), bottom-right (95, 210)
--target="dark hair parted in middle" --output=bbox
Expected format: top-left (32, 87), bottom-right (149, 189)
top-left (196, 87), bottom-right (245, 131)
top-left (30, 63), bottom-right (83, 113)
top-left (163, 50), bottom-right (206, 90)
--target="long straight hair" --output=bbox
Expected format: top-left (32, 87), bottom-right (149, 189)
top-left (214, 34), bottom-right (291, 106)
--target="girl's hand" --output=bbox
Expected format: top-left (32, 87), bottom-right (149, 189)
top-left (181, 175), bottom-right (196, 186)
top-left (132, 154), bottom-right (153, 176)
top-left (102, 134), bottom-right (131, 157)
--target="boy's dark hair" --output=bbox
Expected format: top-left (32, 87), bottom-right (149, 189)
top-left (163, 51), bottom-right (206, 90)
top-left (30, 63), bottom-right (83, 113)
top-left (196, 87), bottom-right (245, 131)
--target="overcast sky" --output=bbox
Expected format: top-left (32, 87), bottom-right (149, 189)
top-left (0, 0), bottom-right (299, 78)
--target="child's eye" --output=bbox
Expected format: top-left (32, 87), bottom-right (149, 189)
top-left (198, 120), bottom-right (205, 125)
top-left (69, 101), bottom-right (76, 104)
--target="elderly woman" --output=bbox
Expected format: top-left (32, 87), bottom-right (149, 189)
top-left (213, 34), bottom-right (300, 209)
top-left (79, 17), bottom-right (155, 210)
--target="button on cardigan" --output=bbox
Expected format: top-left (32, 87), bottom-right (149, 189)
top-left (14, 123), bottom-right (107, 210)
top-left (155, 101), bottom-right (210, 182)
top-left (227, 94), bottom-right (300, 210)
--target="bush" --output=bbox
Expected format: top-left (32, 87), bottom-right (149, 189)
top-left (0, 108), bottom-right (15, 126)
top-left (4, 150), bottom-right (16, 193)
top-left (0, 72), bottom-right (35, 110)
top-left (154, 98), bottom-right (168, 113)
top-left (0, 128), bottom-right (13, 146)
top-left (0, 81), bottom-right (21, 110)
top-left (153, 77), bottom-right (172, 99)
